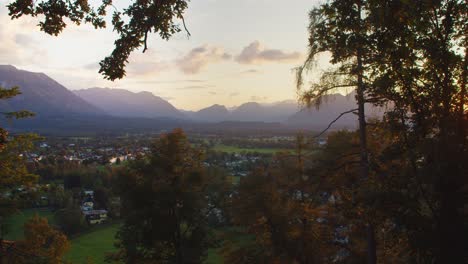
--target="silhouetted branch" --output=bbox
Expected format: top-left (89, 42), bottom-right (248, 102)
top-left (179, 12), bottom-right (191, 37)
top-left (142, 30), bottom-right (148, 53)
top-left (313, 108), bottom-right (359, 138)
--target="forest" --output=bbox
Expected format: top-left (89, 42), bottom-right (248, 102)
top-left (0, 0), bottom-right (467, 263)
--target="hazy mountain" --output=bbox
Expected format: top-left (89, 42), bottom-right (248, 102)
top-left (261, 100), bottom-right (300, 121)
top-left (189, 104), bottom-right (230, 122)
top-left (187, 101), bottom-right (298, 123)
top-left (74, 88), bottom-right (185, 119)
top-left (230, 102), bottom-right (266, 121)
top-left (0, 65), bottom-right (383, 129)
top-left (0, 65), bottom-right (104, 116)
top-left (287, 91), bottom-right (385, 129)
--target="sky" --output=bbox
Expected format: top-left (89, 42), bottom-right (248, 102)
top-left (0, 0), bottom-right (329, 111)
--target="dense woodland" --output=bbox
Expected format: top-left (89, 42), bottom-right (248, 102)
top-left (1, 0), bottom-right (467, 263)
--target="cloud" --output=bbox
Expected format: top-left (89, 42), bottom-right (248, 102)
top-left (81, 50), bottom-right (171, 77)
top-left (236, 41), bottom-right (302, 64)
top-left (127, 60), bottom-right (170, 76)
top-left (15, 34), bottom-right (34, 47)
top-left (241, 69), bottom-right (262, 74)
top-left (0, 11), bottom-right (47, 65)
top-left (176, 45), bottom-right (231, 74)
top-left (125, 50), bottom-right (172, 76)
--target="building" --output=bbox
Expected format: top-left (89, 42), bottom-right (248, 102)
top-left (82, 210), bottom-right (108, 225)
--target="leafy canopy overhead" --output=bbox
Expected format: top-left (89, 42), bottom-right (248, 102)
top-left (8, 0), bottom-right (190, 81)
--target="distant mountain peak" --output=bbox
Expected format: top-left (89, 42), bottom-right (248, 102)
top-left (74, 87), bottom-right (184, 119)
top-left (238, 102), bottom-right (261, 107)
top-left (203, 104), bottom-right (228, 111)
top-left (0, 64), bottom-right (18, 71)
top-left (0, 65), bottom-right (104, 116)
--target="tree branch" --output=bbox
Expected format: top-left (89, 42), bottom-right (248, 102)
top-left (142, 30), bottom-right (148, 53)
top-left (313, 108), bottom-right (359, 138)
top-left (179, 12), bottom-right (191, 37)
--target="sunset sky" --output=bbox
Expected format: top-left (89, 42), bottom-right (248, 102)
top-left (0, 0), bottom-right (329, 111)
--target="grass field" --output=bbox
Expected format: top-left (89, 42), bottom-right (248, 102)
top-left (65, 224), bottom-right (119, 264)
top-left (4, 208), bottom-right (55, 240)
top-left (205, 227), bottom-right (254, 263)
top-left (65, 225), bottom-right (228, 264)
top-left (6, 209), bottom-right (248, 264)
top-left (212, 144), bottom-right (290, 154)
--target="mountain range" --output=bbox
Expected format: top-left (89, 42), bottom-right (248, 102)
top-left (0, 65), bottom-right (103, 117)
top-left (0, 65), bottom-right (385, 133)
top-left (74, 88), bottom-right (184, 119)
top-left (184, 100), bottom-right (299, 123)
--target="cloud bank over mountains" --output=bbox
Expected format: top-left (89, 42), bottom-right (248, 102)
top-left (236, 41), bottom-right (302, 64)
top-left (176, 45), bottom-right (232, 74)
top-left (172, 41), bottom-right (303, 74)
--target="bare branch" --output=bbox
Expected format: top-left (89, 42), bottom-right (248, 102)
top-left (179, 12), bottom-right (191, 37)
top-left (142, 30), bottom-right (148, 53)
top-left (313, 108), bottom-right (359, 138)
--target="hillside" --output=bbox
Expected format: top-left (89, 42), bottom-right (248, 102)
top-left (287, 91), bottom-right (385, 129)
top-left (0, 65), bottom-right (104, 116)
top-left (74, 88), bottom-right (184, 119)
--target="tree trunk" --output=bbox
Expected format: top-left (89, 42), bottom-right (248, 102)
top-left (356, 1), bottom-right (375, 261)
top-left (175, 210), bottom-right (184, 264)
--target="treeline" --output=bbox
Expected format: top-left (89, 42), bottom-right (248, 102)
top-left (105, 122), bottom-right (466, 263)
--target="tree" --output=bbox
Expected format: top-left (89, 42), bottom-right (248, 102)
top-left (54, 205), bottom-right (87, 235)
top-left (94, 187), bottom-right (110, 210)
top-left (48, 184), bottom-right (72, 210)
top-left (111, 129), bottom-right (212, 263)
top-left (298, 1), bottom-right (467, 262)
top-left (14, 214), bottom-right (69, 264)
top-left (0, 85), bottom-right (38, 254)
top-left (7, 0), bottom-right (190, 80)
top-left (227, 137), bottom-right (333, 264)
top-left (366, 1), bottom-right (467, 261)
top-left (296, 1), bottom-right (379, 262)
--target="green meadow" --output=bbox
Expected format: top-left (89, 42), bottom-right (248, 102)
top-left (212, 144), bottom-right (290, 154)
top-left (6, 210), bottom-right (253, 264)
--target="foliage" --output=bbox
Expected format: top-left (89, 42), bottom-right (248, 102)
top-left (296, 1), bottom-right (379, 261)
top-left (48, 185), bottom-right (73, 210)
top-left (13, 214), bottom-right (69, 264)
top-left (296, 0), bottom-right (467, 262)
top-left (54, 205), bottom-right (87, 235)
top-left (94, 187), bottom-right (110, 210)
top-left (227, 137), bottom-right (334, 264)
top-left (8, 0), bottom-right (190, 80)
top-left (0, 85), bottom-right (38, 240)
top-left (111, 129), bottom-right (213, 263)
top-left (3, 209), bottom-right (55, 241)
